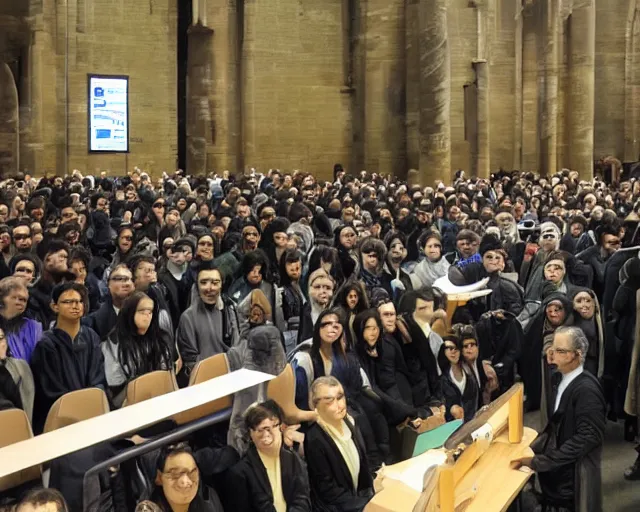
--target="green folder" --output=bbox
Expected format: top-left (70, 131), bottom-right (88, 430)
top-left (400, 420), bottom-right (464, 459)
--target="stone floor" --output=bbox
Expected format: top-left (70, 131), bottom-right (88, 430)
top-left (521, 413), bottom-right (639, 512)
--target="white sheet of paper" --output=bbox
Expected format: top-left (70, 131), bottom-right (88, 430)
top-left (384, 450), bottom-right (448, 493)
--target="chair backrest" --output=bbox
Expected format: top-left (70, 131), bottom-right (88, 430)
top-left (0, 409), bottom-right (41, 492)
top-left (173, 353), bottom-right (232, 425)
top-left (43, 387), bottom-right (110, 433)
top-left (125, 370), bottom-right (178, 406)
top-left (267, 364), bottom-right (317, 424)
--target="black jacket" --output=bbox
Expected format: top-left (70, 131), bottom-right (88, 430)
top-left (531, 371), bottom-right (605, 512)
top-left (226, 444), bottom-right (311, 512)
top-left (474, 310), bottom-right (523, 389)
top-left (402, 316), bottom-right (443, 408)
top-left (158, 267), bottom-right (189, 330)
top-left (27, 278), bottom-right (56, 329)
top-left (82, 298), bottom-right (118, 341)
top-left (30, 326), bottom-right (106, 433)
top-left (449, 263), bottom-right (524, 320)
top-left (304, 420), bottom-right (373, 512)
top-left (438, 367), bottom-right (479, 422)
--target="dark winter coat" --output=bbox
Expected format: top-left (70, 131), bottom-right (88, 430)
top-left (531, 371), bottom-right (605, 512)
top-left (304, 420), bottom-right (374, 512)
top-left (30, 326), bottom-right (106, 433)
top-left (226, 444), bottom-right (311, 512)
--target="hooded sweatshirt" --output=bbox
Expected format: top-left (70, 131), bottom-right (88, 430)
top-left (30, 326), bottom-right (106, 433)
top-left (176, 294), bottom-right (240, 377)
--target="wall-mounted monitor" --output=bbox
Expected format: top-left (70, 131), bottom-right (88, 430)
top-left (88, 74), bottom-right (129, 152)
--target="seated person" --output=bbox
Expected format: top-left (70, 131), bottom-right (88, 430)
top-left (0, 326), bottom-right (35, 422)
top-left (102, 291), bottom-right (175, 407)
top-left (437, 334), bottom-right (479, 422)
top-left (227, 400), bottom-right (311, 511)
top-left (0, 277), bottom-right (42, 363)
top-left (149, 442), bottom-right (223, 512)
top-left (17, 488), bottom-right (70, 512)
top-left (304, 376), bottom-right (374, 512)
top-left (30, 282), bottom-right (106, 433)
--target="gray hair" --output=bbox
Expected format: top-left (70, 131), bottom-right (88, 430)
top-left (555, 326), bottom-right (589, 364)
top-left (0, 277), bottom-right (28, 309)
top-left (309, 376), bottom-right (342, 409)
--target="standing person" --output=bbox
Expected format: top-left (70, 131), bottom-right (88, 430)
top-left (30, 282), bottom-right (106, 433)
top-left (511, 326), bottom-right (606, 512)
top-left (176, 263), bottom-right (239, 381)
top-left (304, 376), bottom-right (374, 512)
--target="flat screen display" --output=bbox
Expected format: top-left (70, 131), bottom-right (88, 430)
top-left (88, 75), bottom-right (129, 152)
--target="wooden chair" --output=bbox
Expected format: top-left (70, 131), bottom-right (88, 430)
top-left (0, 409), bottom-right (41, 493)
top-left (267, 364), bottom-right (317, 424)
top-left (125, 370), bottom-right (178, 406)
top-left (173, 353), bottom-right (232, 425)
top-left (43, 387), bottom-right (110, 433)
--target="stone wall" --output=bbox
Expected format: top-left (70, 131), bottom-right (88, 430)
top-left (2, 0), bottom-right (640, 182)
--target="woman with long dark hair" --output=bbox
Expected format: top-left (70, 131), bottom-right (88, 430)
top-left (332, 280), bottom-right (369, 351)
top-left (352, 309), bottom-right (422, 426)
top-left (436, 334), bottom-right (479, 422)
top-left (102, 291), bottom-right (174, 407)
top-left (292, 307), bottom-right (387, 468)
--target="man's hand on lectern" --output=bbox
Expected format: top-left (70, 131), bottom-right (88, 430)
top-left (510, 456), bottom-right (533, 470)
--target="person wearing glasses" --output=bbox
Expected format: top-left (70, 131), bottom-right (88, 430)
top-left (511, 326), bottom-right (605, 512)
top-left (453, 323), bottom-right (499, 408)
top-left (519, 221), bottom-right (561, 290)
top-left (304, 376), bottom-right (374, 511)
top-left (30, 282), bottom-right (106, 433)
top-left (10, 253), bottom-right (41, 288)
top-left (226, 401), bottom-right (311, 511)
top-left (436, 334), bottom-right (479, 422)
top-left (149, 442), bottom-right (223, 512)
top-left (82, 264), bottom-right (135, 341)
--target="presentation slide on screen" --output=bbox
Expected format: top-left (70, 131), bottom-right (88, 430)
top-left (88, 75), bottom-right (129, 152)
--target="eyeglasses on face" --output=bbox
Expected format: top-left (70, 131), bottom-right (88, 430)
top-left (320, 320), bottom-right (341, 329)
top-left (463, 342), bottom-right (478, 349)
top-left (252, 422), bottom-right (281, 437)
top-left (162, 467), bottom-right (199, 483)
top-left (59, 299), bottom-right (83, 306)
top-left (317, 393), bottom-right (346, 405)
top-left (444, 345), bottom-right (459, 352)
top-left (110, 275), bottom-right (132, 283)
top-left (549, 347), bottom-right (575, 355)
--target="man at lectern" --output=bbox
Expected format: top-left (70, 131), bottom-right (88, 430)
top-left (511, 326), bottom-right (605, 512)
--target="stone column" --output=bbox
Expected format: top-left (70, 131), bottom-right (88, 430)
top-left (0, 63), bottom-right (19, 176)
top-left (624, 0), bottom-right (640, 162)
top-left (186, 25), bottom-right (214, 175)
top-left (541, 0), bottom-right (558, 176)
top-left (569, 0), bottom-right (595, 178)
top-left (513, 3), bottom-right (523, 169)
top-left (363, 0), bottom-right (406, 177)
top-left (474, 59), bottom-right (490, 178)
top-left (418, 0), bottom-right (451, 186)
top-left (405, 0), bottom-right (420, 171)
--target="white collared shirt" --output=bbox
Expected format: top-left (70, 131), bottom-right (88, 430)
top-left (554, 365), bottom-right (584, 412)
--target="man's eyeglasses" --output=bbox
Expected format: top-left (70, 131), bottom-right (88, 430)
top-left (13, 234), bottom-right (30, 241)
top-left (463, 342), bottom-right (478, 349)
top-left (59, 299), bottom-right (83, 306)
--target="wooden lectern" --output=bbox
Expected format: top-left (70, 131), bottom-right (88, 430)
top-left (366, 383), bottom-right (535, 512)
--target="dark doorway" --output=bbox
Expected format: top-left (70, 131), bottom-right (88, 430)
top-left (177, 0), bottom-right (192, 171)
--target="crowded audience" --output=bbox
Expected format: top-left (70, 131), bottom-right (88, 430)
top-left (0, 163), bottom-right (638, 512)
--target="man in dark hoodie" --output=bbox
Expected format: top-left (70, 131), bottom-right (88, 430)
top-left (30, 282), bottom-right (105, 433)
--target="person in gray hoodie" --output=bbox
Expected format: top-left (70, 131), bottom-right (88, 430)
top-left (176, 262), bottom-right (239, 383)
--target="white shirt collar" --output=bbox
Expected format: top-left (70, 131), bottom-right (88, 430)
top-left (554, 365), bottom-right (584, 412)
